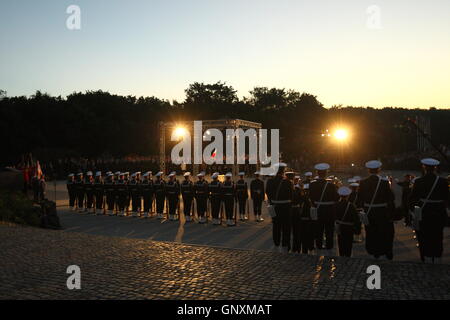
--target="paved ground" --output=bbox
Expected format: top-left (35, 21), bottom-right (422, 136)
top-left (1, 224), bottom-right (449, 300)
top-left (45, 177), bottom-right (449, 264)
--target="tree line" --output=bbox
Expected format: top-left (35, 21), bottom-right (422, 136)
top-left (1, 83), bottom-right (449, 169)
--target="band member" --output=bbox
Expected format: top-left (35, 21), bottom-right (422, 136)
top-left (290, 173), bottom-right (303, 253)
top-left (154, 172), bottom-right (166, 219)
top-left (141, 171), bottom-right (154, 218)
top-left (335, 186), bottom-right (360, 257)
top-left (194, 172), bottom-right (208, 223)
top-left (181, 172), bottom-right (194, 222)
top-left (67, 173), bottom-right (76, 210)
top-left (93, 171), bottom-right (104, 214)
top-left (299, 183), bottom-right (314, 254)
top-left (303, 172), bottom-right (313, 185)
top-left (309, 163), bottom-right (339, 254)
top-left (124, 172), bottom-right (131, 210)
top-left (250, 171), bottom-right (265, 222)
top-left (409, 158), bottom-right (449, 264)
top-left (221, 172), bottom-right (235, 226)
top-left (104, 172), bottom-right (116, 215)
top-left (129, 173), bottom-right (142, 217)
top-left (113, 171), bottom-right (121, 213)
top-left (209, 172), bottom-right (222, 225)
top-left (397, 174), bottom-right (413, 226)
top-left (236, 172), bottom-right (249, 221)
top-left (84, 171), bottom-right (95, 213)
top-left (116, 172), bottom-right (128, 217)
top-left (349, 179), bottom-right (362, 243)
top-left (166, 172), bottom-right (180, 221)
top-left (75, 172), bottom-right (85, 212)
top-left (266, 163), bottom-right (293, 253)
top-left (357, 160), bottom-right (395, 260)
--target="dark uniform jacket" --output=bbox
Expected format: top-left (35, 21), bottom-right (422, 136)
top-left (141, 178), bottom-right (154, 196)
top-left (250, 179), bottom-right (265, 200)
top-left (357, 175), bottom-right (395, 220)
top-left (309, 178), bottom-right (339, 220)
top-left (180, 180), bottom-right (194, 197)
top-left (408, 173), bottom-right (448, 226)
top-left (165, 180), bottom-right (180, 197)
top-left (194, 180), bottom-right (209, 199)
top-left (267, 176), bottom-right (293, 204)
top-left (208, 180), bottom-right (222, 198)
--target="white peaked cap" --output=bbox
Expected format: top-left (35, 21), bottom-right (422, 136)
top-left (353, 176), bottom-right (361, 181)
top-left (131, 173), bottom-right (136, 177)
top-left (86, 171), bottom-right (93, 176)
top-left (350, 182), bottom-right (359, 187)
top-left (106, 171), bottom-right (112, 175)
top-left (155, 172), bottom-right (163, 177)
top-left (348, 178), bottom-right (356, 183)
top-left (304, 172), bottom-right (313, 177)
top-left (421, 158), bottom-right (440, 166)
top-left (254, 171), bottom-right (260, 175)
top-left (365, 160), bottom-right (382, 169)
top-left (211, 172), bottom-right (219, 178)
top-left (303, 183), bottom-right (310, 190)
top-left (275, 162), bottom-right (287, 168)
top-left (225, 172), bottom-right (232, 177)
top-left (285, 171), bottom-right (295, 175)
top-left (294, 175), bottom-right (300, 179)
top-left (197, 172), bottom-right (205, 177)
top-left (107, 173), bottom-right (114, 177)
top-left (95, 171), bottom-right (101, 176)
top-left (183, 172), bottom-right (191, 177)
top-left (169, 171), bottom-right (176, 177)
top-left (68, 173), bottom-right (74, 177)
top-left (124, 172), bottom-right (129, 175)
top-left (238, 172), bottom-right (245, 176)
top-left (314, 163), bottom-right (330, 171)
top-left (115, 171), bottom-right (121, 175)
top-left (143, 172), bottom-right (149, 177)
top-left (338, 186), bottom-right (352, 196)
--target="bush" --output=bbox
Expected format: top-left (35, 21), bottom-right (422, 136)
top-left (0, 190), bottom-right (41, 226)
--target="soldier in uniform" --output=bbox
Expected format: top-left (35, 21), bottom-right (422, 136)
top-left (221, 172), bottom-right (236, 226)
top-left (141, 171), bottom-right (154, 218)
top-left (290, 173), bottom-right (303, 254)
top-left (181, 172), bottom-right (194, 222)
top-left (250, 171), bottom-right (265, 222)
top-left (409, 158), bottom-right (449, 264)
top-left (236, 172), bottom-right (249, 221)
top-left (93, 171), bottom-right (104, 214)
top-left (83, 171), bottom-right (95, 213)
top-left (209, 172), bottom-right (222, 225)
top-left (75, 172), bottom-right (85, 212)
top-left (116, 172), bottom-right (129, 217)
top-left (124, 172), bottom-right (131, 211)
top-left (348, 179), bottom-right (362, 243)
top-left (154, 172), bottom-right (166, 219)
top-left (266, 163), bottom-right (293, 253)
top-left (309, 163), bottom-right (339, 254)
top-left (113, 171), bottom-right (121, 214)
top-left (67, 173), bottom-right (76, 210)
top-left (129, 172), bottom-right (142, 217)
top-left (166, 172), bottom-right (180, 221)
top-left (357, 160), bottom-right (395, 260)
top-left (104, 172), bottom-right (116, 215)
top-left (194, 172), bottom-right (208, 223)
top-left (299, 183), bottom-right (314, 254)
top-left (335, 186), bottom-right (360, 257)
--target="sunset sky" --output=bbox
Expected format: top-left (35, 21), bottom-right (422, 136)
top-left (1, 0), bottom-right (449, 108)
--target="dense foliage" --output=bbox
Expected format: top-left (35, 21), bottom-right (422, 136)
top-left (1, 83), bottom-right (449, 168)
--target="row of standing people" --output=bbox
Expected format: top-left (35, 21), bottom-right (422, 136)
top-left (267, 158), bottom-right (448, 263)
top-left (67, 170), bottom-right (266, 226)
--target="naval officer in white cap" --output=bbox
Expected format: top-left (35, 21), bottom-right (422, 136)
top-left (357, 160), bottom-right (395, 260)
top-left (309, 163), bottom-right (339, 255)
top-left (408, 158), bottom-right (448, 264)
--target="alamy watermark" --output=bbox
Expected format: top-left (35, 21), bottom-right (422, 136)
top-left (66, 5), bottom-right (81, 30)
top-left (170, 121), bottom-right (279, 176)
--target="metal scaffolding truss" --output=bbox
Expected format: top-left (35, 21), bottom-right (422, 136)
top-left (159, 119), bottom-right (262, 176)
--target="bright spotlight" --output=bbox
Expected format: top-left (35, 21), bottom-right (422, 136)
top-left (334, 129), bottom-right (348, 141)
top-left (173, 126), bottom-right (187, 139)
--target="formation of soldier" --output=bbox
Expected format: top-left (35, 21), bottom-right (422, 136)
top-left (67, 170), bottom-right (264, 227)
top-left (67, 157), bottom-right (448, 264)
top-left (266, 158), bottom-right (448, 264)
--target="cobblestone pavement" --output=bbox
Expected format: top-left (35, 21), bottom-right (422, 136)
top-left (1, 224), bottom-right (449, 300)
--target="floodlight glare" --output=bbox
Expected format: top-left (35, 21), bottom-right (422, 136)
top-left (334, 129), bottom-right (348, 141)
top-left (173, 126), bottom-right (187, 139)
